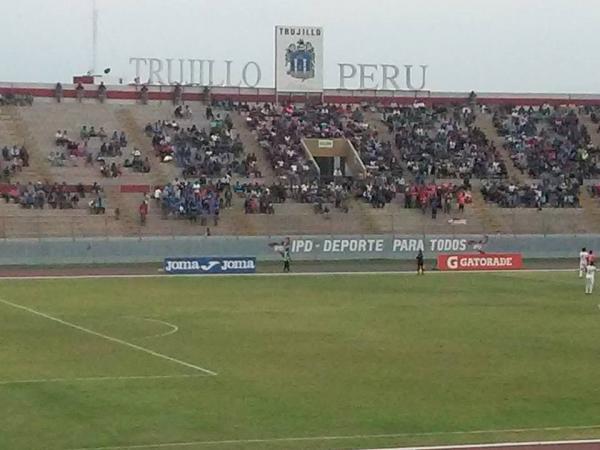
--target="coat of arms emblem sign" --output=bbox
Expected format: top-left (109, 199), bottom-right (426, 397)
top-left (285, 39), bottom-right (315, 80)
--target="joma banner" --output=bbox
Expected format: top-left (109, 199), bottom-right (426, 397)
top-left (164, 257), bottom-right (256, 274)
top-left (437, 253), bottom-right (523, 271)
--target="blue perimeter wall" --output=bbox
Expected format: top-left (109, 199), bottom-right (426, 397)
top-left (0, 234), bottom-right (592, 265)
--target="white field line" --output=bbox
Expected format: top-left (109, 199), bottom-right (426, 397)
top-left (0, 268), bottom-right (577, 281)
top-left (367, 437), bottom-right (600, 449)
top-left (0, 374), bottom-right (210, 386)
top-left (123, 316), bottom-right (179, 339)
top-left (66, 426), bottom-right (600, 450)
top-left (0, 297), bottom-right (217, 376)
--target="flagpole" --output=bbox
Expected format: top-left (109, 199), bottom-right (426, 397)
top-left (92, 0), bottom-right (98, 74)
top-left (274, 26), bottom-right (278, 106)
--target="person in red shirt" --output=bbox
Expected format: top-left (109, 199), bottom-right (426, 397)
top-left (457, 191), bottom-right (466, 213)
top-left (587, 250), bottom-right (595, 265)
top-left (139, 200), bottom-right (149, 225)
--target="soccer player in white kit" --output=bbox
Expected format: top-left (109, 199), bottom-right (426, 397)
top-left (585, 261), bottom-right (596, 295)
top-left (579, 247), bottom-right (588, 278)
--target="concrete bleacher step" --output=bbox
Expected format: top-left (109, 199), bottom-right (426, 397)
top-left (133, 199), bottom-right (385, 237)
top-left (0, 208), bottom-right (121, 238)
top-left (367, 196), bottom-right (487, 235)
top-left (109, 195), bottom-right (248, 236)
top-left (0, 205), bottom-right (99, 217)
top-left (352, 200), bottom-right (396, 234)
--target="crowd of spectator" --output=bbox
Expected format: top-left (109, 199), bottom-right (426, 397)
top-left (153, 179), bottom-right (223, 224)
top-left (357, 135), bottom-right (402, 176)
top-left (494, 105), bottom-right (600, 179)
top-left (1, 145), bottom-right (29, 180)
top-left (293, 180), bottom-right (351, 213)
top-left (245, 103), bottom-right (387, 183)
top-left (9, 97), bottom-right (599, 238)
top-left (53, 126), bottom-right (144, 177)
top-left (233, 178), bottom-right (352, 215)
top-left (1, 181), bottom-right (106, 212)
top-left (480, 176), bottom-right (580, 209)
top-left (354, 175), bottom-right (403, 208)
top-left (242, 102), bottom-right (478, 216)
top-left (402, 182), bottom-right (470, 218)
top-left (245, 103), bottom-right (316, 184)
top-left (146, 110), bottom-right (249, 179)
top-left (242, 182), bottom-right (276, 214)
top-left (173, 104), bottom-right (193, 120)
top-left (386, 105), bottom-right (507, 180)
top-left (347, 173), bottom-right (471, 217)
top-left (0, 93), bottom-right (33, 106)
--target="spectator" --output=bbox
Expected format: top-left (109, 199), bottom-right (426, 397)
top-left (98, 82), bottom-right (107, 103)
top-left (139, 199), bottom-right (149, 225)
top-left (76, 83), bottom-right (84, 102)
top-left (55, 82), bottom-right (63, 103)
top-left (173, 84), bottom-right (182, 105)
top-left (140, 84), bottom-right (149, 105)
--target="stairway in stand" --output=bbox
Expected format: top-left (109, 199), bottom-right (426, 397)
top-left (473, 110), bottom-right (525, 183)
top-left (577, 188), bottom-right (600, 233)
top-left (578, 110), bottom-right (600, 231)
top-left (114, 107), bottom-right (175, 185)
top-left (363, 110), bottom-right (405, 165)
top-left (469, 181), bottom-right (504, 234)
top-left (0, 105), bottom-right (52, 182)
top-left (230, 113), bottom-right (277, 184)
top-left (579, 112), bottom-right (600, 148)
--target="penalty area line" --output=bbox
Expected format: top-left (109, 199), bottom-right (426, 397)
top-left (0, 297), bottom-right (218, 376)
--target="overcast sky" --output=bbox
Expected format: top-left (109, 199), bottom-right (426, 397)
top-left (2, 0), bottom-right (599, 93)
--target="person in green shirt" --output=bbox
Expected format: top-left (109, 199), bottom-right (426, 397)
top-left (283, 249), bottom-right (291, 273)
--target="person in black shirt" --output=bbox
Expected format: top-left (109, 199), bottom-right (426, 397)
top-left (283, 249), bottom-right (291, 273)
top-left (416, 249), bottom-right (424, 275)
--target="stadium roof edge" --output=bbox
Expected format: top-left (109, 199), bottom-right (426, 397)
top-left (2, 81), bottom-right (600, 105)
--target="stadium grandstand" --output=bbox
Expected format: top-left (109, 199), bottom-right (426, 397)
top-left (1, 83), bottom-right (600, 238)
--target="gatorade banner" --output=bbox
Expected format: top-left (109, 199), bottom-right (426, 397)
top-left (437, 253), bottom-right (523, 271)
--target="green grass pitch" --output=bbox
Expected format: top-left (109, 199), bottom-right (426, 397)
top-left (1, 272), bottom-right (600, 450)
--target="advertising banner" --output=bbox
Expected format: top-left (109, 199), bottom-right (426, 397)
top-left (437, 253), bottom-right (523, 271)
top-left (164, 257), bottom-right (256, 274)
top-left (275, 25), bottom-right (323, 92)
top-left (4, 233), bottom-right (594, 266)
